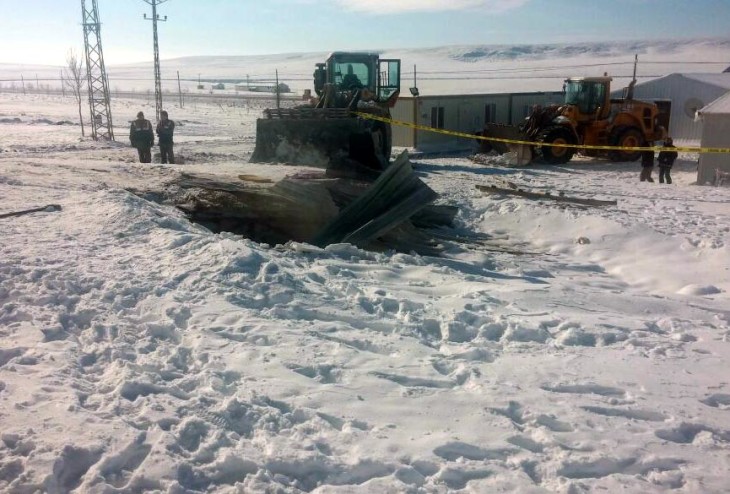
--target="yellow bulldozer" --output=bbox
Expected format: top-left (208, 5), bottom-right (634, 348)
top-left (478, 76), bottom-right (667, 164)
top-left (251, 52), bottom-right (401, 170)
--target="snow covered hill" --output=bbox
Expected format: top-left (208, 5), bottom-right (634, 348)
top-left (1, 37), bottom-right (729, 95)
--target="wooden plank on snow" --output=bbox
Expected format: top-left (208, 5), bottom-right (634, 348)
top-left (476, 184), bottom-right (617, 206)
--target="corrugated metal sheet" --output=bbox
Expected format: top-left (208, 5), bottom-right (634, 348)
top-left (683, 73), bottom-right (730, 90)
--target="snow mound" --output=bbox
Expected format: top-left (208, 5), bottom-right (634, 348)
top-left (677, 284), bottom-right (723, 296)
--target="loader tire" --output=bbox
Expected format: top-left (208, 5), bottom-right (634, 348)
top-left (372, 127), bottom-right (386, 168)
top-left (372, 123), bottom-right (392, 169)
top-left (539, 126), bottom-right (576, 164)
top-left (608, 126), bottom-right (643, 162)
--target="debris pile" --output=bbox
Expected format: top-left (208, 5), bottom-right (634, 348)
top-left (165, 152), bottom-right (457, 255)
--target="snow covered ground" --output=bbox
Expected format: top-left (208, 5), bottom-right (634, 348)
top-left (1, 91), bottom-right (729, 493)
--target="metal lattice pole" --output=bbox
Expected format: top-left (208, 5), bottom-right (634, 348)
top-left (81, 0), bottom-right (115, 140)
top-left (143, 0), bottom-right (168, 123)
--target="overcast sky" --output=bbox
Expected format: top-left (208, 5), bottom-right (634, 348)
top-left (1, 0), bottom-right (728, 66)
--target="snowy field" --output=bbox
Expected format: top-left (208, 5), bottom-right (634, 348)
top-left (1, 91), bottom-right (730, 493)
top-left (2, 38), bottom-right (730, 96)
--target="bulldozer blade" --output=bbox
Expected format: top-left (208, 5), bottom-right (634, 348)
top-left (479, 123), bottom-right (534, 165)
top-left (251, 116), bottom-right (366, 168)
top-left (509, 144), bottom-right (534, 166)
top-left (480, 123), bottom-right (528, 153)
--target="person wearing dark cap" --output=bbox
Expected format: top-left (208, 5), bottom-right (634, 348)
top-left (156, 110), bottom-right (176, 164)
top-left (129, 111), bottom-right (154, 163)
top-left (657, 137), bottom-right (678, 184)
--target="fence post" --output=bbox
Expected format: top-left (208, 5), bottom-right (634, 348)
top-left (177, 71), bottom-right (183, 108)
top-left (275, 69), bottom-right (280, 109)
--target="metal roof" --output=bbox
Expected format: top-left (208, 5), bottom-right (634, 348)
top-left (698, 90), bottom-right (730, 115)
top-left (677, 73), bottom-right (730, 90)
top-left (632, 73), bottom-right (730, 91)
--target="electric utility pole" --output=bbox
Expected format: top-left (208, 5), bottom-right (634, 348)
top-left (142, 0), bottom-right (168, 122)
top-left (81, 0), bottom-right (115, 140)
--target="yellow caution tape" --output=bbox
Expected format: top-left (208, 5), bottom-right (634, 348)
top-left (354, 111), bottom-right (730, 154)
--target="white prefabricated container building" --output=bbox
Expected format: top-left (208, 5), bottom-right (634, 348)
top-left (611, 73), bottom-right (730, 144)
top-left (391, 92), bottom-right (562, 152)
top-left (696, 91), bottom-right (730, 185)
top-left (389, 73), bottom-right (730, 154)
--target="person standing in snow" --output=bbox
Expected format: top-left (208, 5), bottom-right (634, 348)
top-left (639, 147), bottom-right (655, 182)
top-left (156, 110), bottom-right (176, 164)
top-left (657, 137), bottom-right (678, 184)
top-left (129, 111), bottom-right (154, 163)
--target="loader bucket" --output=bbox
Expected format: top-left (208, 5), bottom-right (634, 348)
top-left (250, 117), bottom-right (357, 168)
top-left (479, 123), bottom-right (534, 166)
top-left (480, 123), bottom-right (526, 153)
top-left (250, 107), bottom-right (384, 169)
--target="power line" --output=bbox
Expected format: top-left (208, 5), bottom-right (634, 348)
top-left (414, 60), bottom-right (728, 75)
top-left (395, 74), bottom-right (668, 81)
top-left (0, 74), bottom-right (669, 85)
top-left (2, 61), bottom-right (725, 83)
top-left (2, 59), bottom-right (726, 86)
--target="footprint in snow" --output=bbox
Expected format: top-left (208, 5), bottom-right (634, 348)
top-left (286, 363), bottom-right (342, 384)
top-left (655, 422), bottom-right (730, 444)
top-left (487, 401), bottom-right (574, 433)
top-left (95, 434), bottom-right (152, 489)
top-left (46, 445), bottom-right (103, 492)
top-left (580, 405), bottom-right (667, 422)
top-left (540, 383), bottom-right (626, 398)
top-left (433, 441), bottom-right (517, 462)
top-left (371, 371), bottom-right (454, 389)
top-left (557, 456), bottom-right (684, 481)
top-left (700, 393), bottom-right (730, 410)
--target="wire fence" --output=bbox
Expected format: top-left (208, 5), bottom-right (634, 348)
top-left (0, 58), bottom-right (726, 102)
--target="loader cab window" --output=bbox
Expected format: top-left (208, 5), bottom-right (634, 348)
top-left (378, 59), bottom-right (401, 102)
top-left (334, 62), bottom-right (369, 91)
top-left (564, 80), bottom-right (606, 115)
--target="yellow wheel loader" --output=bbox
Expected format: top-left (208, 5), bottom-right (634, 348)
top-left (478, 76), bottom-right (667, 165)
top-left (251, 52), bottom-right (401, 170)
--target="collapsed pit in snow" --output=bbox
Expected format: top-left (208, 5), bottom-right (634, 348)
top-left (136, 153), bottom-right (458, 255)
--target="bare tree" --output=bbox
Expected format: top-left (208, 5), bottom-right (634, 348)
top-left (62, 49), bottom-right (85, 137)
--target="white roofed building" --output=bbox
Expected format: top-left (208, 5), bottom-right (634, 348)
top-left (612, 73), bottom-right (730, 144)
top-left (696, 91), bottom-right (730, 185)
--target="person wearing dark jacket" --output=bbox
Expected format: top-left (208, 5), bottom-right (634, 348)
top-left (640, 147), bottom-right (655, 182)
top-left (657, 137), bottom-right (678, 184)
top-left (129, 111), bottom-right (154, 163)
top-left (156, 110), bottom-right (176, 164)
top-left (340, 64), bottom-right (363, 90)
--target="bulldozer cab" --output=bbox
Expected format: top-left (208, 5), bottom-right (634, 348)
top-left (314, 52), bottom-right (401, 106)
top-left (563, 77), bottom-right (612, 122)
